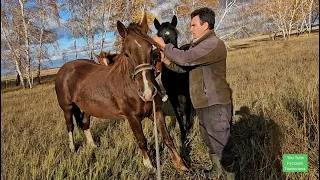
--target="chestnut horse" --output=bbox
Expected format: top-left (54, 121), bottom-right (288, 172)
top-left (55, 14), bottom-right (187, 171)
top-left (94, 51), bottom-right (118, 66)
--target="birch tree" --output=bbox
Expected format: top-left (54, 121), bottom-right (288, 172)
top-left (18, 0), bottom-right (33, 88)
top-left (1, 0), bottom-right (28, 88)
top-left (253, 0), bottom-right (305, 39)
top-left (1, 20), bottom-right (25, 88)
top-left (97, 0), bottom-right (123, 52)
top-left (34, 0), bottom-right (60, 84)
top-left (65, 0), bottom-right (78, 59)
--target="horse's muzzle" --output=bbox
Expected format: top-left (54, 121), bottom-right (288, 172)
top-left (138, 85), bottom-right (158, 102)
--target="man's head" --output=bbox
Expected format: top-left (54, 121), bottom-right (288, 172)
top-left (190, 7), bottom-right (215, 39)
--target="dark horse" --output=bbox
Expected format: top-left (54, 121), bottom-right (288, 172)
top-left (154, 15), bottom-right (194, 141)
top-left (55, 14), bottom-right (187, 171)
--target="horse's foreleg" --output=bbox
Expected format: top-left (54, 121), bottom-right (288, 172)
top-left (170, 96), bottom-right (187, 141)
top-left (127, 116), bottom-right (155, 170)
top-left (154, 110), bottom-right (188, 171)
top-left (185, 96), bottom-right (194, 134)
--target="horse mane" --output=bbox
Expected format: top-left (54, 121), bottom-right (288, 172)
top-left (104, 22), bottom-right (154, 78)
top-left (104, 53), bottom-right (128, 78)
top-left (126, 22), bottom-right (154, 45)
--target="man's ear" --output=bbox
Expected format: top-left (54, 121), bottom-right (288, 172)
top-left (202, 21), bottom-right (210, 30)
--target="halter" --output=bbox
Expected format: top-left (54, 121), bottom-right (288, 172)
top-left (131, 63), bottom-right (155, 80)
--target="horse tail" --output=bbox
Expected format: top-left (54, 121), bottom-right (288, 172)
top-left (72, 103), bottom-right (84, 127)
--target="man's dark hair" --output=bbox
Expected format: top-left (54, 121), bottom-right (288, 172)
top-left (191, 7), bottom-right (215, 30)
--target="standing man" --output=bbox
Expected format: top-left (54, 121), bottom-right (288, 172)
top-left (152, 7), bottom-right (238, 179)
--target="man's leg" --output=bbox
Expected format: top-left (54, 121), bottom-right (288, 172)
top-left (199, 104), bottom-right (237, 179)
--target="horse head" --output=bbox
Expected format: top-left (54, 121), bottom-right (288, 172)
top-left (117, 13), bottom-right (157, 102)
top-left (95, 51), bottom-right (111, 66)
top-left (154, 15), bottom-right (179, 47)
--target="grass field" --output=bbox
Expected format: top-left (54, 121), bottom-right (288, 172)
top-left (1, 33), bottom-right (319, 180)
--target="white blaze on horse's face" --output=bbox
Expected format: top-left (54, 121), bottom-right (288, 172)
top-left (165, 31), bottom-right (170, 36)
top-left (142, 71), bottom-right (153, 101)
top-left (103, 58), bottom-right (108, 66)
top-left (135, 40), bottom-right (142, 48)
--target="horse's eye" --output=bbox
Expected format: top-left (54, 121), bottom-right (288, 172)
top-left (125, 53), bottom-right (129, 57)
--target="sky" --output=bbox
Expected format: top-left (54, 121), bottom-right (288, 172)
top-left (42, 9), bottom-right (116, 69)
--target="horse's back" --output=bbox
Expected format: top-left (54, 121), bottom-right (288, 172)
top-left (55, 59), bottom-right (102, 104)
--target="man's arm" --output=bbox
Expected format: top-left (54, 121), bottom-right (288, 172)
top-left (160, 52), bottom-right (187, 73)
top-left (165, 62), bottom-right (187, 73)
top-left (163, 36), bottom-right (218, 66)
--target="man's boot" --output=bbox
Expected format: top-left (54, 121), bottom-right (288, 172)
top-left (222, 156), bottom-right (240, 180)
top-left (208, 154), bottom-right (223, 178)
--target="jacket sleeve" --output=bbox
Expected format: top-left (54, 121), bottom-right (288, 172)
top-left (164, 62), bottom-right (187, 73)
top-left (163, 36), bottom-right (218, 66)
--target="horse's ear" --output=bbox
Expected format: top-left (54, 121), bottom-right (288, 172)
top-left (139, 12), bottom-right (149, 34)
top-left (94, 53), bottom-right (99, 59)
top-left (117, 21), bottom-right (127, 38)
top-left (154, 18), bottom-right (161, 30)
top-left (171, 15), bottom-right (177, 27)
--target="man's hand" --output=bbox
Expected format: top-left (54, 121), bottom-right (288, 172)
top-left (152, 35), bottom-right (166, 50)
top-left (160, 51), bottom-right (171, 65)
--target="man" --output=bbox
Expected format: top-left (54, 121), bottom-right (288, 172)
top-left (152, 7), bottom-right (238, 179)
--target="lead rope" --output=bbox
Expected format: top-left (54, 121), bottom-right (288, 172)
top-left (152, 99), bottom-right (161, 180)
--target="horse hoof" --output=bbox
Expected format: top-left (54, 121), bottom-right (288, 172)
top-left (69, 146), bottom-right (75, 152)
top-left (179, 165), bottom-right (189, 172)
top-left (88, 142), bottom-right (97, 148)
top-left (143, 158), bottom-right (155, 170)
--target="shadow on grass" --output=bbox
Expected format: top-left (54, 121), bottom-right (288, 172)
top-left (231, 106), bottom-right (284, 180)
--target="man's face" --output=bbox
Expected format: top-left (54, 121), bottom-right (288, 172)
top-left (190, 15), bottom-right (208, 39)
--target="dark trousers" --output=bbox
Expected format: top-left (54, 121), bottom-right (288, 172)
top-left (197, 103), bottom-right (236, 166)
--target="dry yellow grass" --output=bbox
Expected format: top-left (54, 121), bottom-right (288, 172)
top-left (1, 33), bottom-right (319, 180)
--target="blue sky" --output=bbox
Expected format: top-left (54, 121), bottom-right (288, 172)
top-left (44, 9), bottom-right (117, 69)
top-left (44, 4), bottom-right (165, 70)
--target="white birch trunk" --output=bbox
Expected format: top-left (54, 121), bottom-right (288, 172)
top-left (19, 0), bottom-right (32, 88)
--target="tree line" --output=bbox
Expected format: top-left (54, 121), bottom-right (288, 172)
top-left (1, 0), bottom-right (318, 89)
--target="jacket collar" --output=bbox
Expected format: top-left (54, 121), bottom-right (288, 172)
top-left (191, 30), bottom-right (216, 46)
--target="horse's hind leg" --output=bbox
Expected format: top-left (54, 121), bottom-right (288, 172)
top-left (61, 104), bottom-right (75, 151)
top-left (127, 116), bottom-right (154, 170)
top-left (73, 104), bottom-right (96, 148)
top-left (154, 110), bottom-right (188, 171)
